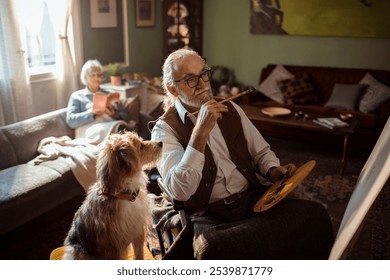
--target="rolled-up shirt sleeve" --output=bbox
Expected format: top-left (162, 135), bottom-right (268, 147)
top-left (151, 120), bottom-right (204, 201)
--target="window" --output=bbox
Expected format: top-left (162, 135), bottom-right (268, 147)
top-left (14, 0), bottom-right (77, 76)
top-left (24, 1), bottom-right (56, 68)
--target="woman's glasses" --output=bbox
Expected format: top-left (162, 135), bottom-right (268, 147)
top-left (88, 73), bottom-right (104, 79)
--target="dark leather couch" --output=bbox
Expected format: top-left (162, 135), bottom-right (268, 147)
top-left (241, 64), bottom-right (390, 147)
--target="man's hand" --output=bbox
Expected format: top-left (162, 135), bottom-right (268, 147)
top-left (189, 99), bottom-right (228, 153)
top-left (268, 163), bottom-right (296, 183)
top-left (196, 99), bottom-right (228, 134)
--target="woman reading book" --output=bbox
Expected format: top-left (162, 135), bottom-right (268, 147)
top-left (66, 59), bottom-right (131, 139)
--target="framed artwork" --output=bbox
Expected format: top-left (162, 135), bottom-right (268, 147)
top-left (90, 0), bottom-right (118, 28)
top-left (135, 0), bottom-right (155, 27)
top-left (250, 0), bottom-right (390, 38)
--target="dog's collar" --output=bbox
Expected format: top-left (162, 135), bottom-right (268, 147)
top-left (101, 189), bottom-right (140, 202)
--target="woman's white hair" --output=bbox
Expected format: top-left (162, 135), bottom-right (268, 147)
top-left (80, 59), bottom-right (103, 86)
top-left (161, 49), bottom-right (204, 111)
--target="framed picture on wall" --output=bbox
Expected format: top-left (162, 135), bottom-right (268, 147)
top-left (135, 0), bottom-right (155, 27)
top-left (90, 0), bottom-right (118, 28)
top-left (249, 0), bottom-right (390, 38)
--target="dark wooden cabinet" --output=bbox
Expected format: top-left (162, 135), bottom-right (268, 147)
top-left (162, 0), bottom-right (203, 58)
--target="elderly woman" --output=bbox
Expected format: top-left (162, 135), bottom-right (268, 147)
top-left (66, 59), bottom-right (130, 139)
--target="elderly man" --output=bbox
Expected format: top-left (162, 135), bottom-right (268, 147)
top-left (151, 49), bottom-right (334, 259)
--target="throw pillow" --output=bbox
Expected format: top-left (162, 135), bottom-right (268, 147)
top-left (325, 83), bottom-right (364, 110)
top-left (358, 73), bottom-right (390, 113)
top-left (258, 65), bottom-right (294, 104)
top-left (117, 95), bottom-right (140, 124)
top-left (277, 74), bottom-right (319, 105)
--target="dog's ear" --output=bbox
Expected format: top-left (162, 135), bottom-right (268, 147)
top-left (101, 149), bottom-right (127, 190)
top-left (102, 167), bottom-right (111, 192)
top-left (118, 148), bottom-right (133, 172)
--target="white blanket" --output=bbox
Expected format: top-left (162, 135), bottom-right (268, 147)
top-left (32, 118), bottom-right (126, 190)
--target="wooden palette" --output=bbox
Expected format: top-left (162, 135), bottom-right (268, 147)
top-left (254, 160), bottom-right (316, 213)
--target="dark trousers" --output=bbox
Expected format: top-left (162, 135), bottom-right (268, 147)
top-left (191, 195), bottom-right (335, 260)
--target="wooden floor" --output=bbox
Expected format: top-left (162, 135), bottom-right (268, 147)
top-left (49, 244), bottom-right (154, 260)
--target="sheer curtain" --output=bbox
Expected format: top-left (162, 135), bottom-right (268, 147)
top-left (0, 0), bottom-right (33, 126)
top-left (0, 0), bottom-right (77, 126)
top-left (48, 0), bottom-right (77, 109)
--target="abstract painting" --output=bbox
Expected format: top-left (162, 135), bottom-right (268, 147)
top-left (250, 0), bottom-right (390, 38)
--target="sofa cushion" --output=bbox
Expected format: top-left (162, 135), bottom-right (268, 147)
top-left (0, 131), bottom-right (18, 171)
top-left (358, 73), bottom-right (390, 113)
top-left (124, 96), bottom-right (140, 126)
top-left (0, 108), bottom-right (74, 168)
top-left (0, 161), bottom-right (84, 234)
top-left (277, 74), bottom-right (319, 105)
top-left (325, 83), bottom-right (364, 110)
top-left (113, 96), bottom-right (140, 123)
top-left (258, 65), bottom-right (294, 104)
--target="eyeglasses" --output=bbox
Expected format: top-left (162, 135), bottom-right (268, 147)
top-left (174, 68), bottom-right (211, 88)
top-left (88, 73), bottom-right (104, 79)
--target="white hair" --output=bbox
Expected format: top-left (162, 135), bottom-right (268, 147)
top-left (161, 49), bottom-right (205, 111)
top-left (80, 59), bottom-right (103, 86)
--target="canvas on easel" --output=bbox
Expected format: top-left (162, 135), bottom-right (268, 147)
top-left (329, 118), bottom-right (390, 259)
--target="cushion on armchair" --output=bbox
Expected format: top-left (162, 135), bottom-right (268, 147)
top-left (113, 96), bottom-right (140, 125)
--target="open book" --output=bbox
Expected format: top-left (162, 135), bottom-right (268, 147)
top-left (93, 92), bottom-right (120, 113)
top-left (253, 160), bottom-right (316, 212)
top-left (315, 117), bottom-right (349, 129)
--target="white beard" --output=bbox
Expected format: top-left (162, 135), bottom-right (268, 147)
top-left (177, 86), bottom-right (213, 109)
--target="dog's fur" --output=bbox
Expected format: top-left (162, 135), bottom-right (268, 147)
top-left (62, 132), bottom-right (162, 260)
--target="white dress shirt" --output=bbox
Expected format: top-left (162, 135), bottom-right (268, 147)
top-left (151, 98), bottom-right (280, 203)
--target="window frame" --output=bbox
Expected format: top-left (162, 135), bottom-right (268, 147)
top-left (27, 0), bottom-right (129, 84)
top-left (25, 1), bottom-right (84, 84)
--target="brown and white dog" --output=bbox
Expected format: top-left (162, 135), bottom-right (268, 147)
top-left (62, 132), bottom-right (162, 260)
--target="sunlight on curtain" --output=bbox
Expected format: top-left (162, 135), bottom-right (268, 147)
top-left (47, 0), bottom-right (77, 109)
top-left (18, 0), bottom-right (50, 68)
top-left (0, 0), bottom-right (33, 126)
top-left (0, 0), bottom-right (77, 126)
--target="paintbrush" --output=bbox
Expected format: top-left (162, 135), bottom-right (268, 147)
top-left (188, 87), bottom-right (256, 116)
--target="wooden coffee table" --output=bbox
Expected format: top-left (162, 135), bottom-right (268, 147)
top-left (241, 105), bottom-right (358, 174)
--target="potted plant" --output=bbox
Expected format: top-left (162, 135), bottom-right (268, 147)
top-left (104, 62), bottom-right (128, 86)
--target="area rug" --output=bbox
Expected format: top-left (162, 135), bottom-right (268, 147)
top-left (266, 136), bottom-right (390, 259)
